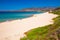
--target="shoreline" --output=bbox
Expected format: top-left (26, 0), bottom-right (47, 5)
top-left (0, 13), bottom-right (36, 23)
top-left (0, 12), bottom-right (58, 40)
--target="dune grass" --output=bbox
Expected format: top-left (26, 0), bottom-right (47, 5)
top-left (20, 7), bottom-right (60, 40)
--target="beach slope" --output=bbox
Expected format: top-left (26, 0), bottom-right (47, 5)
top-left (0, 12), bottom-right (58, 40)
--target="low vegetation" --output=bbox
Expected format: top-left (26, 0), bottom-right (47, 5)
top-left (20, 7), bottom-right (60, 40)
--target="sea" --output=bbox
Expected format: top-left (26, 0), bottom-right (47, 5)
top-left (0, 12), bottom-right (43, 22)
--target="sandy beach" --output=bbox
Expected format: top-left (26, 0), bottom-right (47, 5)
top-left (0, 12), bottom-right (58, 40)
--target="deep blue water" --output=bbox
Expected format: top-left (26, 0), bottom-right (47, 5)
top-left (0, 12), bottom-right (43, 22)
top-left (0, 0), bottom-right (60, 22)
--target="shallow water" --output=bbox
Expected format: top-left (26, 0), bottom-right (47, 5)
top-left (0, 12), bottom-right (43, 22)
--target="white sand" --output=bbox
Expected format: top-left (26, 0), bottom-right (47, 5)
top-left (0, 12), bottom-right (58, 40)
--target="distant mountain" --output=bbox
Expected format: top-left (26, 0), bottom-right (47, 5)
top-left (0, 7), bottom-right (56, 12)
top-left (21, 7), bottom-right (55, 12)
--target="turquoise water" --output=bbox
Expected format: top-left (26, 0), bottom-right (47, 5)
top-left (0, 12), bottom-right (43, 22)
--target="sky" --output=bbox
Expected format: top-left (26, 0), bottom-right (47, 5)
top-left (0, 0), bottom-right (60, 10)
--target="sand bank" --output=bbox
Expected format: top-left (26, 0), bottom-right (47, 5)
top-left (0, 12), bottom-right (58, 40)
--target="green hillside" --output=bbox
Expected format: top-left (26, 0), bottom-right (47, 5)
top-left (20, 7), bottom-right (60, 40)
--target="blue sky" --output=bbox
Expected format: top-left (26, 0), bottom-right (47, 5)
top-left (0, 0), bottom-right (60, 10)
